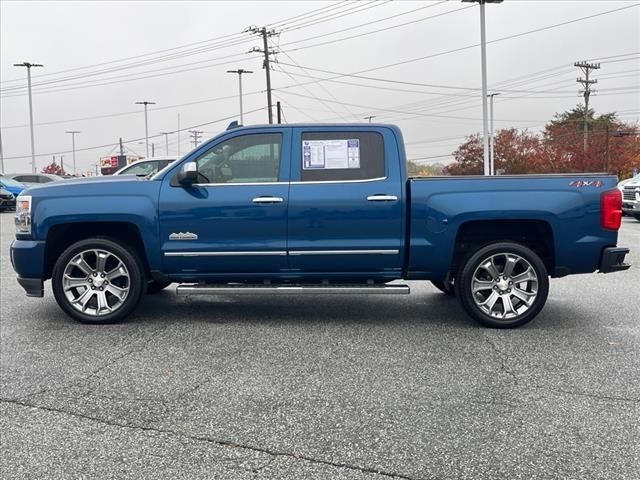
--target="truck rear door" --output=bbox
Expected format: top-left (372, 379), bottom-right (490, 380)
top-left (286, 127), bottom-right (404, 278)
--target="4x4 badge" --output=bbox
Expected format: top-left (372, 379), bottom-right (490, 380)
top-left (169, 232), bottom-right (198, 241)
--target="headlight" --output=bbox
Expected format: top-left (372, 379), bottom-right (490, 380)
top-left (15, 195), bottom-right (32, 235)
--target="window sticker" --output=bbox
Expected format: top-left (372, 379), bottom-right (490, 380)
top-left (302, 139), bottom-right (360, 170)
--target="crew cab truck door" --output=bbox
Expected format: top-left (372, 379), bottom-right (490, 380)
top-left (158, 129), bottom-right (290, 277)
top-left (287, 127), bottom-right (404, 278)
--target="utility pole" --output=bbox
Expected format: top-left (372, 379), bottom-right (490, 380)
top-left (135, 101), bottom-right (156, 158)
top-left (59, 155), bottom-right (64, 173)
top-left (160, 132), bottom-right (171, 156)
top-left (14, 61), bottom-right (44, 173)
top-left (65, 130), bottom-right (80, 175)
top-left (363, 115), bottom-right (376, 123)
top-left (189, 130), bottom-right (203, 148)
top-left (227, 69), bottom-right (253, 125)
top-left (277, 101), bottom-right (282, 124)
top-left (248, 26), bottom-right (278, 124)
top-left (119, 137), bottom-right (124, 157)
top-left (177, 114), bottom-right (181, 157)
top-left (462, 1), bottom-right (503, 176)
top-left (575, 61), bottom-right (600, 152)
top-left (488, 93), bottom-right (500, 176)
top-left (0, 128), bottom-right (4, 174)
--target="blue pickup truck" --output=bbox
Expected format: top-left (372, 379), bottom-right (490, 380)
top-left (11, 124), bottom-right (630, 328)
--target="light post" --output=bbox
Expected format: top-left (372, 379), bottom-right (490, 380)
top-left (135, 101), bottom-right (156, 158)
top-left (363, 115), bottom-right (376, 123)
top-left (14, 61), bottom-right (44, 173)
top-left (65, 130), bottom-right (80, 175)
top-left (488, 93), bottom-right (500, 176)
top-left (160, 132), bottom-right (171, 156)
top-left (462, 0), bottom-right (503, 175)
top-left (226, 69), bottom-right (253, 125)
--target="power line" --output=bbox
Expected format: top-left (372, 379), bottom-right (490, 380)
top-left (2, 107), bottom-right (265, 161)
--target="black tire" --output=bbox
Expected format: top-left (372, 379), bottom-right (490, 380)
top-left (52, 237), bottom-right (146, 324)
top-left (455, 242), bottom-right (549, 329)
top-left (147, 280), bottom-right (172, 294)
top-left (431, 279), bottom-right (456, 296)
top-left (633, 214), bottom-right (640, 222)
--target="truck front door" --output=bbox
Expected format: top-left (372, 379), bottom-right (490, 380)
top-left (158, 129), bottom-right (290, 278)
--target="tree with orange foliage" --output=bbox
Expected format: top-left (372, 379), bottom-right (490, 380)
top-left (41, 162), bottom-right (66, 176)
top-left (444, 107), bottom-right (639, 177)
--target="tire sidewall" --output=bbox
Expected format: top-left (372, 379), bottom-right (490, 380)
top-left (456, 242), bottom-right (549, 328)
top-left (52, 237), bottom-right (145, 324)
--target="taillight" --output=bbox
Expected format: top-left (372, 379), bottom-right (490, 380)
top-left (601, 189), bottom-right (622, 231)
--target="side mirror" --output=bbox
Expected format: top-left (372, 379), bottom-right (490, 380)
top-left (177, 162), bottom-right (198, 186)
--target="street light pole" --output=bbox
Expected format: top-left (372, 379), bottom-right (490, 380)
top-left (14, 62), bottom-right (44, 173)
top-left (462, 0), bottom-right (502, 176)
top-left (488, 93), bottom-right (500, 176)
top-left (227, 69), bottom-right (253, 125)
top-left (160, 132), bottom-right (171, 156)
top-left (363, 115), bottom-right (376, 123)
top-left (135, 101), bottom-right (156, 158)
top-left (65, 130), bottom-right (80, 175)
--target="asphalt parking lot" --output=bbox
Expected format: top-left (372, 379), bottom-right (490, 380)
top-left (1, 211), bottom-right (638, 480)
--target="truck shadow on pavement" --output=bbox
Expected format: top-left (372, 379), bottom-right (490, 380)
top-left (131, 288), bottom-right (487, 330)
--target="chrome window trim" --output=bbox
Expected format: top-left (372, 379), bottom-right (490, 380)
top-left (288, 249), bottom-right (399, 256)
top-left (165, 251), bottom-right (287, 257)
top-left (290, 177), bottom-right (387, 185)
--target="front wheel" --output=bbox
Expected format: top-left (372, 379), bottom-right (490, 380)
top-left (52, 238), bottom-right (145, 324)
top-left (455, 242), bottom-right (549, 328)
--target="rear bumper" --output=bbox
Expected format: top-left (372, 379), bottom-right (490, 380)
top-left (599, 247), bottom-right (631, 273)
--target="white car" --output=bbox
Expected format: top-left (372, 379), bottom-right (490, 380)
top-left (114, 157), bottom-right (177, 176)
top-left (5, 173), bottom-right (64, 185)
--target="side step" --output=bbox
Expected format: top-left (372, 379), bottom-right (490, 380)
top-left (176, 283), bottom-right (410, 296)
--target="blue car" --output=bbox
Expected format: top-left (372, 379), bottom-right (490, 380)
top-left (0, 176), bottom-right (26, 197)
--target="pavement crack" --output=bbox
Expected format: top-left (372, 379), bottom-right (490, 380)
top-left (484, 337), bottom-right (518, 385)
top-left (0, 398), bottom-right (425, 480)
top-left (545, 387), bottom-right (639, 404)
top-left (21, 326), bottom-right (167, 402)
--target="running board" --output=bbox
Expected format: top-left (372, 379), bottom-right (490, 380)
top-left (176, 283), bottom-right (410, 296)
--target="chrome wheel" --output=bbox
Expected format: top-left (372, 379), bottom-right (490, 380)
top-left (62, 249), bottom-right (131, 316)
top-left (470, 252), bottom-right (538, 320)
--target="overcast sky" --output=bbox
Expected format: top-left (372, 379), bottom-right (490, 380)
top-left (1, 0), bottom-right (638, 174)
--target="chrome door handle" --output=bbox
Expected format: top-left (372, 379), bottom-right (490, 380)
top-left (252, 196), bottom-right (284, 204)
top-left (367, 195), bottom-right (398, 202)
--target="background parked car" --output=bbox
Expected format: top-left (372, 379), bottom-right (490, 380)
top-left (621, 173), bottom-right (640, 220)
top-left (0, 176), bottom-right (26, 197)
top-left (0, 187), bottom-right (16, 211)
top-left (114, 157), bottom-right (176, 176)
top-left (5, 173), bottom-right (64, 186)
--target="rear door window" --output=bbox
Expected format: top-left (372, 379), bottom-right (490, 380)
top-left (300, 132), bottom-right (385, 182)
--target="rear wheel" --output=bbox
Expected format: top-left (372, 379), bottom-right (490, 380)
top-left (455, 242), bottom-right (549, 328)
top-left (633, 213), bottom-right (640, 222)
top-left (52, 238), bottom-right (145, 324)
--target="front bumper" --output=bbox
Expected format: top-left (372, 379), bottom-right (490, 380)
top-left (17, 277), bottom-right (44, 297)
top-left (599, 247), bottom-right (631, 273)
top-left (0, 197), bottom-right (16, 210)
top-left (10, 239), bottom-right (46, 297)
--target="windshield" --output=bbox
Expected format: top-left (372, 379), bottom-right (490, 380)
top-left (118, 160), bottom-right (165, 176)
top-left (0, 176), bottom-right (24, 187)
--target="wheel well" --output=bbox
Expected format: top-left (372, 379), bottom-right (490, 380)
top-left (44, 222), bottom-right (149, 279)
top-left (451, 220), bottom-right (555, 276)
